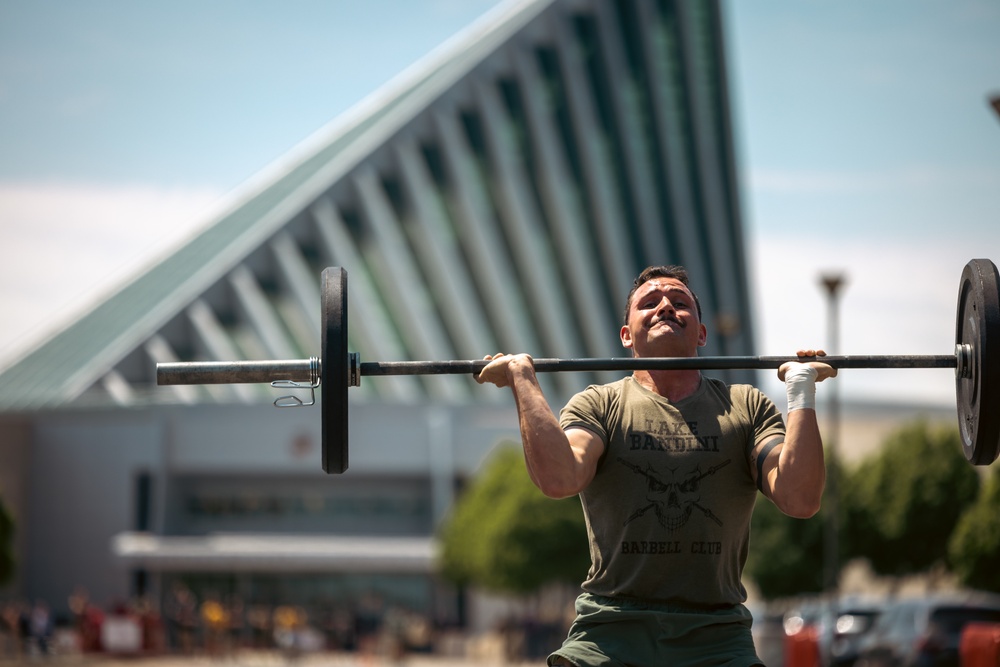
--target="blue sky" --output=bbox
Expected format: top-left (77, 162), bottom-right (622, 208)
top-left (1, 0), bottom-right (998, 407)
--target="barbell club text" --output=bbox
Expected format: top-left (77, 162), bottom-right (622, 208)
top-left (620, 541), bottom-right (722, 555)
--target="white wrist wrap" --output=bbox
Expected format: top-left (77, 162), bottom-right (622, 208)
top-left (784, 364), bottom-right (819, 412)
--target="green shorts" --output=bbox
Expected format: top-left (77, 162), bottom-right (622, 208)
top-left (548, 593), bottom-right (763, 667)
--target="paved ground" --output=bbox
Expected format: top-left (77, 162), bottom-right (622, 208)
top-left (0, 651), bottom-right (536, 667)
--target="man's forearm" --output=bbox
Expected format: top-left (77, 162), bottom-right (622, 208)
top-left (506, 359), bottom-right (586, 498)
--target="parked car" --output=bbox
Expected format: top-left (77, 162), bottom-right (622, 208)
top-left (828, 603), bottom-right (882, 667)
top-left (783, 597), bottom-right (883, 667)
top-left (854, 592), bottom-right (1000, 667)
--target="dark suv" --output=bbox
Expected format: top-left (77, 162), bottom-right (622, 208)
top-left (854, 593), bottom-right (1000, 667)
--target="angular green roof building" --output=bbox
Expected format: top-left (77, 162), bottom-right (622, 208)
top-left (0, 0), bottom-right (757, 628)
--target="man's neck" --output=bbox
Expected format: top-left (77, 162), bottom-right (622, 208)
top-left (631, 369), bottom-right (702, 402)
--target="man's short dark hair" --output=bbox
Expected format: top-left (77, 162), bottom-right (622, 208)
top-left (623, 265), bottom-right (703, 324)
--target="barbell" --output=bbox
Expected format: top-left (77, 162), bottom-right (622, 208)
top-left (157, 258), bottom-right (1000, 473)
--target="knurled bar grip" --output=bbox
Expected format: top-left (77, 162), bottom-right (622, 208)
top-left (156, 353), bottom-right (960, 385)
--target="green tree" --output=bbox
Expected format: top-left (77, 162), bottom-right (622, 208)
top-left (0, 496), bottom-right (14, 585)
top-left (841, 420), bottom-right (979, 578)
top-left (746, 499), bottom-right (825, 598)
top-left (948, 464), bottom-right (1000, 592)
top-left (438, 445), bottom-right (590, 594)
top-left (745, 453), bottom-right (845, 599)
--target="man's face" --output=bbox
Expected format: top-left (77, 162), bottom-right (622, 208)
top-left (620, 278), bottom-right (707, 357)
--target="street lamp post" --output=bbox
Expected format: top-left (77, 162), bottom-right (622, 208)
top-left (819, 272), bottom-right (846, 593)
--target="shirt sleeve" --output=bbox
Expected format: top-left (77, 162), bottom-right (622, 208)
top-left (747, 385), bottom-right (786, 453)
top-left (559, 384), bottom-right (611, 442)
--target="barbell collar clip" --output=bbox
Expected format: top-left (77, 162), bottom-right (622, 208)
top-left (270, 356), bottom-right (321, 407)
top-left (349, 353), bottom-right (361, 387)
top-left (955, 344), bottom-right (973, 379)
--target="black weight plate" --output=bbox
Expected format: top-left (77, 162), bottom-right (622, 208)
top-left (955, 258), bottom-right (1000, 465)
top-left (321, 267), bottom-right (349, 474)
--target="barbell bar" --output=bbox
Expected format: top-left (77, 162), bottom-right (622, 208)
top-left (157, 258), bottom-right (1000, 472)
top-left (156, 353), bottom-right (964, 385)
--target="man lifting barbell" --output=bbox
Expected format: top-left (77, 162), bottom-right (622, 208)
top-left (475, 265), bottom-right (836, 667)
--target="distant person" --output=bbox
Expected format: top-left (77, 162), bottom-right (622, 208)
top-left (28, 600), bottom-right (52, 654)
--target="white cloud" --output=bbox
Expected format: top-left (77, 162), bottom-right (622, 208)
top-left (0, 182), bottom-right (222, 368)
top-left (748, 231), bottom-right (980, 408)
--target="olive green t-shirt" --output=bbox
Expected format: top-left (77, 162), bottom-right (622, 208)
top-left (560, 375), bottom-right (785, 608)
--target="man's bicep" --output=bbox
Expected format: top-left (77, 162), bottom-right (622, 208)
top-left (565, 426), bottom-right (605, 487)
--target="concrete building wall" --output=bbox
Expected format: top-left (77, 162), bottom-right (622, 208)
top-left (26, 411), bottom-right (162, 608)
top-left (9, 401), bottom-right (522, 611)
